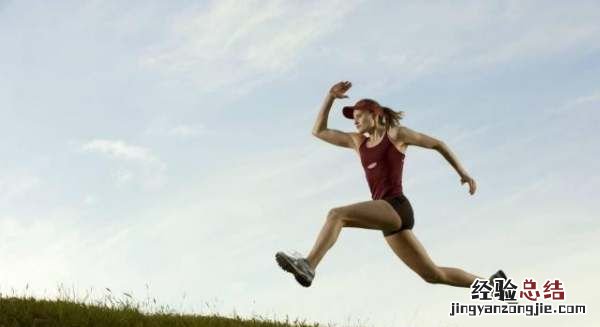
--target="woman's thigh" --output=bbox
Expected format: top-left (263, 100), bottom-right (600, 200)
top-left (330, 199), bottom-right (403, 231)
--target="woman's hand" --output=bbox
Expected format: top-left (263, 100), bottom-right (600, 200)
top-left (329, 81), bottom-right (352, 99)
top-left (460, 174), bottom-right (477, 195)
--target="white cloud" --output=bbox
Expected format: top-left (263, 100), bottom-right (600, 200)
top-left (81, 139), bottom-right (159, 164)
top-left (78, 139), bottom-right (167, 191)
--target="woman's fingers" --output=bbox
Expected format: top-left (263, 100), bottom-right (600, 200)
top-left (334, 81), bottom-right (352, 88)
top-left (461, 177), bottom-right (476, 195)
top-left (342, 82), bottom-right (352, 92)
top-left (329, 81), bottom-right (352, 98)
top-left (468, 179), bottom-right (476, 195)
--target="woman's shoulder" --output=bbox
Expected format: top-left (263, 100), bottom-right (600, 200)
top-left (348, 132), bottom-right (368, 150)
top-left (388, 125), bottom-right (407, 140)
top-left (387, 125), bottom-right (410, 152)
top-left (352, 132), bottom-right (367, 139)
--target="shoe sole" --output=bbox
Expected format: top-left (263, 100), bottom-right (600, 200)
top-left (275, 252), bottom-right (312, 287)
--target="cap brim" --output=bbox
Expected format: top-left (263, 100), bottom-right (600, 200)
top-left (342, 106), bottom-right (355, 119)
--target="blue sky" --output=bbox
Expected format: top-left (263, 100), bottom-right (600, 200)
top-left (1, 1), bottom-right (599, 326)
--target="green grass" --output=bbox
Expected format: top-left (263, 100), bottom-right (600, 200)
top-left (0, 285), bottom-right (324, 327)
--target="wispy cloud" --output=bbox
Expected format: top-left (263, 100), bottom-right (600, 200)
top-left (547, 89), bottom-right (600, 115)
top-left (568, 90), bottom-right (600, 107)
top-left (81, 139), bottom-right (160, 164)
top-left (323, 1), bottom-right (600, 91)
top-left (140, 0), bottom-right (362, 94)
top-left (78, 139), bottom-right (167, 190)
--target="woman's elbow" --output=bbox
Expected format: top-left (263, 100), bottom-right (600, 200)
top-left (433, 140), bottom-right (447, 151)
top-left (312, 128), bottom-right (326, 138)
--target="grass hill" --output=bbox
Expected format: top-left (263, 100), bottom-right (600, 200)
top-left (0, 294), bottom-right (322, 327)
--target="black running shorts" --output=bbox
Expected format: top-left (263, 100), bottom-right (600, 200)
top-left (382, 194), bottom-right (415, 236)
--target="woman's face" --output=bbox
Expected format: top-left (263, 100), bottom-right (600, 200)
top-left (353, 109), bottom-right (375, 133)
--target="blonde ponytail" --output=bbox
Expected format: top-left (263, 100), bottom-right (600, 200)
top-left (378, 106), bottom-right (405, 130)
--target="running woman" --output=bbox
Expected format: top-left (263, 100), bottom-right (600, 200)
top-left (275, 81), bottom-right (506, 288)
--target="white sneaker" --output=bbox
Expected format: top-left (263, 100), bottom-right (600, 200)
top-left (275, 251), bottom-right (315, 287)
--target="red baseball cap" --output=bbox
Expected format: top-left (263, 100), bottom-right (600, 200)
top-left (342, 98), bottom-right (383, 119)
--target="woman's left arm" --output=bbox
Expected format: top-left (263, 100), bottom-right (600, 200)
top-left (394, 126), bottom-right (477, 195)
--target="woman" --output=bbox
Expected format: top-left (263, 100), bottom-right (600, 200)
top-left (275, 81), bottom-right (506, 288)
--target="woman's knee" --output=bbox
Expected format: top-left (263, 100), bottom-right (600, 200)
top-left (419, 267), bottom-right (446, 284)
top-left (326, 207), bottom-right (347, 224)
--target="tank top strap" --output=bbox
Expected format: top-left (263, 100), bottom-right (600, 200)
top-left (363, 132), bottom-right (391, 148)
top-left (383, 131), bottom-right (392, 145)
top-left (358, 135), bottom-right (368, 149)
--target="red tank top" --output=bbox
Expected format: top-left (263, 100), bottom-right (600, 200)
top-left (358, 132), bottom-right (406, 200)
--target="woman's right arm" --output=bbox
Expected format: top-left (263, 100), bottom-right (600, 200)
top-left (396, 126), bottom-right (477, 195)
top-left (311, 81), bottom-right (358, 149)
